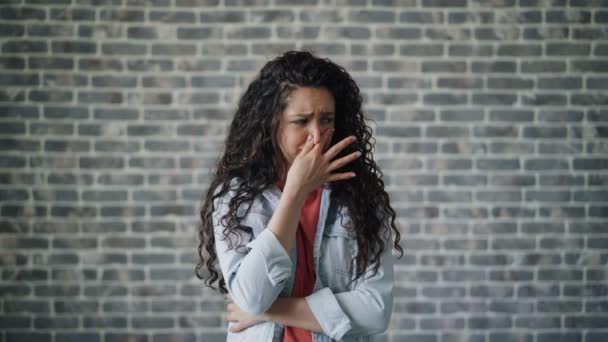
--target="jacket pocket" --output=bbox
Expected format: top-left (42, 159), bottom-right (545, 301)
top-left (321, 221), bottom-right (358, 280)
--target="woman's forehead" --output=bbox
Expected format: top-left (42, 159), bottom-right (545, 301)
top-left (283, 87), bottom-right (335, 114)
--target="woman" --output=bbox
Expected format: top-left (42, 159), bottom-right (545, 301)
top-left (196, 51), bottom-right (403, 342)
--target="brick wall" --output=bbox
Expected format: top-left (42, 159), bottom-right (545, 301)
top-left (1, 1), bottom-right (607, 342)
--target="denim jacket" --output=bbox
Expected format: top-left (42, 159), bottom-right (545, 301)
top-left (212, 179), bottom-right (395, 342)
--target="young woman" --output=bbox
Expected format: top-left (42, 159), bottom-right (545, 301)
top-left (196, 51), bottom-right (403, 342)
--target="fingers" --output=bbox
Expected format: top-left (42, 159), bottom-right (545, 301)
top-left (313, 126), bottom-right (333, 145)
top-left (328, 151), bottom-right (361, 172)
top-left (229, 322), bottom-right (245, 333)
top-left (297, 134), bottom-right (315, 158)
top-left (320, 127), bottom-right (334, 146)
top-left (326, 172), bottom-right (356, 182)
top-left (312, 128), bottom-right (334, 154)
top-left (324, 135), bottom-right (357, 161)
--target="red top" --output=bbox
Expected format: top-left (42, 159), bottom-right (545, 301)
top-left (278, 183), bottom-right (323, 342)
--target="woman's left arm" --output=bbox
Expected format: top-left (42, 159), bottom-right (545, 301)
top-left (305, 236), bottom-right (395, 340)
top-left (226, 295), bottom-right (323, 333)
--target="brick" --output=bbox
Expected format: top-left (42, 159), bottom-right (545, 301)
top-left (6, 333), bottom-right (50, 342)
top-left (489, 333), bottom-right (533, 342)
top-left (565, 316), bottom-right (608, 328)
top-left (574, 158), bottom-right (608, 170)
top-left (34, 317), bottom-right (79, 329)
top-left (539, 206), bottom-right (585, 218)
top-left (472, 93), bottom-right (517, 105)
top-left (537, 333), bottom-right (582, 342)
top-left (149, 11), bottom-right (195, 23)
top-left (4, 300), bottom-right (50, 313)
top-left (474, 125), bottom-right (518, 138)
top-left (400, 11), bottom-right (443, 23)
top-left (422, 61), bottom-right (466, 73)
top-left (425, 27), bottom-right (471, 40)
top-left (547, 9), bottom-right (591, 23)
top-left (517, 284), bottom-right (560, 298)
top-left (423, 93), bottom-right (467, 105)
top-left (152, 334), bottom-right (196, 342)
top-left (0, 73), bottom-right (39, 86)
top-left (475, 27), bottom-right (520, 40)
top-left (497, 44), bottom-right (542, 56)
top-left (523, 26), bottom-right (569, 40)
top-left (449, 10), bottom-right (493, 24)
top-left (437, 77), bottom-right (482, 89)
top-left (422, 0), bottom-right (466, 6)
top-left (440, 109), bottom-right (484, 122)
top-left (1, 7), bottom-right (46, 20)
top-left (375, 27), bottom-right (421, 39)
top-left (522, 61), bottom-right (566, 73)
top-left (442, 334), bottom-right (484, 342)
top-left (56, 334), bottom-right (101, 342)
top-left (470, 284), bottom-right (514, 297)
top-left (0, 23), bottom-right (25, 36)
top-left (399, 44), bottom-right (443, 57)
top-left (426, 126), bottom-right (469, 137)
top-left (449, 44), bottom-right (493, 56)
top-left (176, 0), bottom-right (220, 5)
top-left (105, 333), bottom-right (147, 342)
top-left (571, 60), bottom-right (608, 72)
top-left (29, 57), bottom-right (73, 70)
top-left (200, 11), bottom-right (245, 23)
top-left (487, 77), bottom-right (534, 89)
top-left (572, 93), bottom-right (608, 106)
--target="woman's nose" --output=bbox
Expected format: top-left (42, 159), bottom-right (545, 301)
top-left (309, 124), bottom-right (322, 144)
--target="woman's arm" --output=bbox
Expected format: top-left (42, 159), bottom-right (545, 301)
top-left (218, 131), bottom-right (358, 316)
top-left (226, 295), bottom-right (323, 333)
top-left (266, 297), bottom-right (323, 332)
top-left (213, 184), bottom-right (303, 316)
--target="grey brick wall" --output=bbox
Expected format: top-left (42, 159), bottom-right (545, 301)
top-left (1, 1), bottom-right (607, 342)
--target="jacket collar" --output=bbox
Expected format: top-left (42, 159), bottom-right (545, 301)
top-left (261, 182), bottom-right (332, 210)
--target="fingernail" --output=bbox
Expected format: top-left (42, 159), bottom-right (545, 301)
top-left (351, 136), bottom-right (357, 142)
top-left (356, 152), bottom-right (362, 157)
top-left (307, 135), bottom-right (313, 142)
top-left (351, 172), bottom-right (356, 177)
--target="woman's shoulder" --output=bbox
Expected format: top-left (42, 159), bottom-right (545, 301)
top-left (211, 177), bottom-right (270, 213)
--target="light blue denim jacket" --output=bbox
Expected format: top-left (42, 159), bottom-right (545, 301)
top-left (213, 179), bottom-right (395, 342)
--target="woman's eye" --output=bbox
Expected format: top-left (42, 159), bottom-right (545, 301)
top-left (322, 118), bottom-right (334, 124)
top-left (294, 119), bottom-right (307, 125)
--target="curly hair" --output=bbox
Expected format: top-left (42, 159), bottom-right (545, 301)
top-left (195, 50), bottom-right (403, 293)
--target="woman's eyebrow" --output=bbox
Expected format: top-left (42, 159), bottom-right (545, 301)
top-left (289, 112), bottom-right (335, 117)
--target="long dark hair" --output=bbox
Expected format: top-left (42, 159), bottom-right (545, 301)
top-left (195, 51), bottom-right (403, 293)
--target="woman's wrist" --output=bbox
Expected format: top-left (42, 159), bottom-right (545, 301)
top-left (281, 184), bottom-right (308, 206)
top-left (263, 297), bottom-right (286, 322)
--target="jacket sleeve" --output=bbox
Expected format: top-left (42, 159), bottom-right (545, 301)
top-left (212, 186), bottom-right (293, 315)
top-left (305, 228), bottom-right (395, 340)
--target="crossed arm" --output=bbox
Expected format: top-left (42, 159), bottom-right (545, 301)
top-left (225, 294), bottom-right (323, 333)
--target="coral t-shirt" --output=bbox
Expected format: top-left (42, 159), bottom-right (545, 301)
top-left (278, 183), bottom-right (323, 342)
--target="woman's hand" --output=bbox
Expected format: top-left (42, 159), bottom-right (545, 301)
top-left (284, 128), bottom-right (360, 199)
top-left (225, 294), bottom-right (267, 333)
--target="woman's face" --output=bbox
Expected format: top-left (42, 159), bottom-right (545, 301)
top-left (277, 86), bottom-right (336, 168)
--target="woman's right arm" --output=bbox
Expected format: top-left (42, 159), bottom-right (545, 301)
top-left (216, 130), bottom-right (358, 316)
top-left (212, 185), bottom-right (305, 316)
